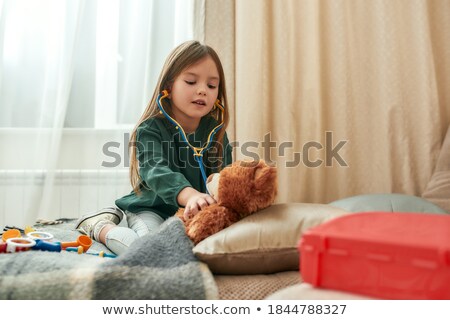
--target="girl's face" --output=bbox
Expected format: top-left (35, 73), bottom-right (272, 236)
top-left (169, 55), bottom-right (220, 130)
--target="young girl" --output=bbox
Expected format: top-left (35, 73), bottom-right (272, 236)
top-left (75, 40), bottom-right (232, 255)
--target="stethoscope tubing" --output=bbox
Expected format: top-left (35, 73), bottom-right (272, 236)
top-left (156, 90), bottom-right (225, 190)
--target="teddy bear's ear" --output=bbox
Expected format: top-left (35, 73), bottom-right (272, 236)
top-left (235, 159), bottom-right (259, 168)
top-left (254, 163), bottom-right (278, 195)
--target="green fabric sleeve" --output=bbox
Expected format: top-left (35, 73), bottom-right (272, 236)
top-left (136, 125), bottom-right (192, 207)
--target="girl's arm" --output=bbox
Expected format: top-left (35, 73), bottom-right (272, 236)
top-left (137, 123), bottom-right (192, 207)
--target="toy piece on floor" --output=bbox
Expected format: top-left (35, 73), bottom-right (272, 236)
top-left (2, 229), bottom-right (21, 242)
top-left (66, 245), bottom-right (117, 258)
top-left (30, 235), bottom-right (93, 253)
top-left (23, 230), bottom-right (61, 252)
top-left (1, 226), bottom-right (38, 242)
top-left (26, 232), bottom-right (92, 252)
top-left (32, 239), bottom-right (61, 252)
top-left (24, 226), bottom-right (35, 235)
top-left (5, 238), bottom-right (36, 253)
top-left (3, 226), bottom-right (25, 233)
top-left (0, 231), bottom-right (94, 254)
top-left (27, 231), bottom-right (54, 242)
top-left (60, 235), bottom-right (92, 252)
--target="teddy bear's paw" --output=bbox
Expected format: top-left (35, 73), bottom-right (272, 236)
top-left (175, 208), bottom-right (186, 223)
top-left (186, 207), bottom-right (240, 244)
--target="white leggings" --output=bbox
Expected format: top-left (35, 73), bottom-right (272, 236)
top-left (105, 211), bottom-right (164, 255)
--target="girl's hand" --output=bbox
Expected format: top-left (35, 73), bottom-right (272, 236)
top-left (184, 193), bottom-right (216, 219)
top-left (177, 187), bottom-right (216, 219)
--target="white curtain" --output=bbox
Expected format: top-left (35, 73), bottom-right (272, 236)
top-left (0, 0), bottom-right (197, 227)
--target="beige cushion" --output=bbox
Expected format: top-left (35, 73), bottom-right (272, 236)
top-left (193, 203), bottom-right (349, 275)
top-left (422, 126), bottom-right (450, 213)
top-left (266, 283), bottom-right (373, 300)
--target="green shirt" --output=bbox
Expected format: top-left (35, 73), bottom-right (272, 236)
top-left (115, 116), bottom-right (232, 219)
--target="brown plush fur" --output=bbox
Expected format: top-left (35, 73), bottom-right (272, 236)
top-left (176, 160), bottom-right (277, 244)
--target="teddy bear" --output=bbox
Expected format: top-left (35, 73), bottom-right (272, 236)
top-left (176, 159), bottom-right (277, 244)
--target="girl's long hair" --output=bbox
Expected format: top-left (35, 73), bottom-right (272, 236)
top-left (129, 40), bottom-right (230, 194)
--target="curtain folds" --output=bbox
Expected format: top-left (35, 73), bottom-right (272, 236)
top-left (205, 0), bottom-right (450, 204)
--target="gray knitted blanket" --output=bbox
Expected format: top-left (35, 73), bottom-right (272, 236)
top-left (0, 217), bottom-right (218, 299)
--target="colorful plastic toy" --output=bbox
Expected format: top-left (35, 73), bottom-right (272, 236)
top-left (3, 226), bottom-right (24, 233)
top-left (27, 231), bottom-right (54, 241)
top-left (32, 239), bottom-right (62, 252)
top-left (2, 229), bottom-right (21, 242)
top-left (61, 235), bottom-right (92, 252)
top-left (5, 238), bottom-right (36, 253)
top-left (24, 226), bottom-right (36, 235)
top-left (66, 246), bottom-right (117, 258)
top-left (0, 230), bottom-right (108, 259)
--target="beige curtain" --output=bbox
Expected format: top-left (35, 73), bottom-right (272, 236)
top-left (204, 0), bottom-right (450, 204)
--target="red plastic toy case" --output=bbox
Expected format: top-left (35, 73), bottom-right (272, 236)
top-left (298, 212), bottom-right (450, 299)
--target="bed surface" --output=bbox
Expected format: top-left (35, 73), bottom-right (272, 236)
top-left (0, 218), bottom-right (218, 299)
top-left (0, 218), bottom-right (300, 300)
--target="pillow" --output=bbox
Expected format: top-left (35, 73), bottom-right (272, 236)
top-left (193, 203), bottom-right (349, 275)
top-left (422, 126), bottom-right (450, 213)
top-left (329, 193), bottom-right (447, 214)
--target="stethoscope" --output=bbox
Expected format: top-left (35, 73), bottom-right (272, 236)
top-left (156, 90), bottom-right (225, 191)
